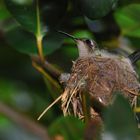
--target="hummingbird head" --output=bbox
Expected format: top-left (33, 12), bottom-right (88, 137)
top-left (58, 31), bottom-right (97, 57)
top-left (75, 38), bottom-right (97, 57)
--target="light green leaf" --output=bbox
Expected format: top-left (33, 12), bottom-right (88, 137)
top-left (48, 116), bottom-right (85, 140)
top-left (0, 0), bottom-right (10, 20)
top-left (114, 4), bottom-right (140, 38)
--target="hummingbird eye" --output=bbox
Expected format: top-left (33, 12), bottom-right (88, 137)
top-left (85, 39), bottom-right (94, 47)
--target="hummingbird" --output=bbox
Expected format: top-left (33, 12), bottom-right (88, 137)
top-left (58, 30), bottom-right (140, 65)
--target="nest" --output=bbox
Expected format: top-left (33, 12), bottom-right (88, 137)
top-left (61, 56), bottom-right (140, 119)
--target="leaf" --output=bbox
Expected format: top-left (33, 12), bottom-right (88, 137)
top-left (73, 30), bottom-right (94, 38)
top-left (114, 4), bottom-right (140, 38)
top-left (6, 27), bottom-right (37, 55)
top-left (103, 94), bottom-right (138, 140)
top-left (118, 0), bottom-right (140, 7)
top-left (0, 0), bottom-right (10, 20)
top-left (43, 31), bottom-right (65, 55)
top-left (48, 116), bottom-right (85, 140)
top-left (6, 27), bottom-right (64, 55)
top-left (5, 0), bottom-right (67, 35)
top-left (63, 45), bottom-right (78, 59)
top-left (75, 0), bottom-right (118, 19)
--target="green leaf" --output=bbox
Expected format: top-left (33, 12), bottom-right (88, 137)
top-left (103, 94), bottom-right (138, 140)
top-left (127, 36), bottom-right (140, 49)
top-left (63, 45), bottom-right (78, 59)
top-left (6, 27), bottom-right (64, 55)
top-left (0, 0), bottom-right (10, 20)
top-left (6, 27), bottom-right (37, 55)
top-left (48, 116), bottom-right (85, 140)
top-left (0, 116), bottom-right (11, 128)
top-left (75, 0), bottom-right (118, 19)
top-left (118, 0), bottom-right (140, 7)
top-left (5, 0), bottom-right (67, 35)
top-left (114, 4), bottom-right (140, 38)
top-left (73, 30), bottom-right (94, 38)
top-left (43, 31), bottom-right (65, 55)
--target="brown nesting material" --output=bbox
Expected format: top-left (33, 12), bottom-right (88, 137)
top-left (61, 55), bottom-right (140, 119)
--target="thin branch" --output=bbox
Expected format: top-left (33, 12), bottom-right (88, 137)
top-left (32, 60), bottom-right (62, 91)
top-left (0, 101), bottom-right (50, 140)
top-left (32, 56), bottom-right (62, 80)
top-left (44, 61), bottom-right (62, 78)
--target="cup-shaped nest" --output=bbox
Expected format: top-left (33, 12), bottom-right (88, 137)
top-left (61, 56), bottom-right (140, 119)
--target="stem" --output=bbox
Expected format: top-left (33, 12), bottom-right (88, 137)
top-left (36, 0), bottom-right (44, 62)
top-left (36, 36), bottom-right (44, 62)
top-left (36, 0), bottom-right (41, 37)
top-left (81, 90), bottom-right (90, 123)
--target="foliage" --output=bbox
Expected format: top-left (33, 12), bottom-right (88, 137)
top-left (0, 0), bottom-right (140, 140)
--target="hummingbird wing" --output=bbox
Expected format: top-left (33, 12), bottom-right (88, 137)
top-left (128, 50), bottom-right (140, 64)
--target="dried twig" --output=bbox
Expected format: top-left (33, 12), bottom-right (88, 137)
top-left (37, 95), bottom-right (62, 120)
top-left (123, 88), bottom-right (140, 96)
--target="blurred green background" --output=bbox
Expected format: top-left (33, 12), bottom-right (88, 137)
top-left (0, 0), bottom-right (140, 140)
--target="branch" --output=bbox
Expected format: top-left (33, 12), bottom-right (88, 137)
top-left (0, 102), bottom-right (50, 140)
top-left (32, 60), bottom-right (62, 91)
top-left (31, 56), bottom-right (62, 80)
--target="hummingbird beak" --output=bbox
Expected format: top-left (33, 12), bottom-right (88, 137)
top-left (57, 30), bottom-right (78, 42)
top-left (57, 30), bottom-right (91, 57)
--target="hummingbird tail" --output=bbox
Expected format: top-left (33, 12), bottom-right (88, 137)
top-left (128, 50), bottom-right (140, 64)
